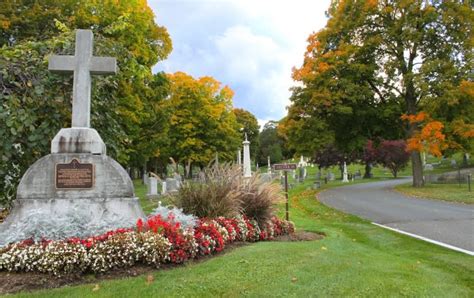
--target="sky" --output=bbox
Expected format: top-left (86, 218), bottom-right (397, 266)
top-left (149, 0), bottom-right (330, 128)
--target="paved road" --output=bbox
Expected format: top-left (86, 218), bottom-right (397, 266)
top-left (318, 178), bottom-right (474, 252)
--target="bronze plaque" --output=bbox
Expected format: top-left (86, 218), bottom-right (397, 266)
top-left (56, 159), bottom-right (94, 189)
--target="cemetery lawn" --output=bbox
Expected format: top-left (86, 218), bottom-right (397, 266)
top-left (12, 179), bottom-right (474, 297)
top-left (395, 183), bottom-right (474, 204)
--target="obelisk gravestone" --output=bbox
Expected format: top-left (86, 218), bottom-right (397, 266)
top-left (0, 30), bottom-right (144, 246)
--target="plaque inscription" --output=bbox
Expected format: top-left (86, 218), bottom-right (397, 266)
top-left (56, 159), bottom-right (94, 189)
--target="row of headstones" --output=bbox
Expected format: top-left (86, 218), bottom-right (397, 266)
top-left (144, 174), bottom-right (182, 198)
top-left (279, 169), bottom-right (364, 190)
top-left (424, 159), bottom-right (461, 171)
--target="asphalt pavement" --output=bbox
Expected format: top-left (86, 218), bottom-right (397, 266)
top-left (318, 178), bottom-right (474, 252)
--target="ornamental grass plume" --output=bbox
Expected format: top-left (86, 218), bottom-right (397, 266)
top-left (170, 163), bottom-right (243, 218)
top-left (236, 173), bottom-right (283, 225)
top-left (171, 163), bottom-right (282, 224)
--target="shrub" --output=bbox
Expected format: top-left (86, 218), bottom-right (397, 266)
top-left (171, 163), bottom-right (243, 218)
top-left (377, 140), bottom-right (410, 178)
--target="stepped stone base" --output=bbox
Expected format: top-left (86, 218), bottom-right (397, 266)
top-left (0, 153), bottom-right (144, 246)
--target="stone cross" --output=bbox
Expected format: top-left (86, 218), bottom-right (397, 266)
top-left (48, 29), bottom-right (117, 128)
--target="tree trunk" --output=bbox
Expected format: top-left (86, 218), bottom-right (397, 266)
top-left (185, 160), bottom-right (192, 179)
top-left (405, 75), bottom-right (424, 187)
top-left (411, 151), bottom-right (424, 187)
top-left (363, 162), bottom-right (372, 178)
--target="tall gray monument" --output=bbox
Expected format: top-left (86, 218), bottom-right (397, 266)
top-left (0, 30), bottom-right (144, 246)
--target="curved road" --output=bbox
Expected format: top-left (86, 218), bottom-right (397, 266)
top-left (319, 178), bottom-right (474, 253)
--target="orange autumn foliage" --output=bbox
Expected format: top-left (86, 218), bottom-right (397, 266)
top-left (402, 113), bottom-right (448, 157)
top-left (400, 111), bottom-right (428, 124)
top-left (452, 119), bottom-right (474, 139)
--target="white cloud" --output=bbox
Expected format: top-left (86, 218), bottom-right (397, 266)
top-left (150, 0), bottom-right (330, 121)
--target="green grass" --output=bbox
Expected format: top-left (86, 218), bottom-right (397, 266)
top-left (133, 180), bottom-right (173, 214)
top-left (10, 172), bottom-right (474, 297)
top-left (395, 183), bottom-right (474, 204)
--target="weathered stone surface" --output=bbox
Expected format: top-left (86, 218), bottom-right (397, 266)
top-left (17, 154), bottom-right (133, 200)
top-left (260, 173), bottom-right (272, 183)
top-left (0, 197), bottom-right (142, 245)
top-left (48, 30), bottom-right (117, 128)
top-left (51, 128), bottom-right (106, 154)
top-left (165, 178), bottom-right (179, 192)
top-left (0, 153), bottom-right (144, 246)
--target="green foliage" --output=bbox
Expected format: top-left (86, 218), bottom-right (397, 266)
top-left (165, 72), bottom-right (240, 171)
top-left (257, 121), bottom-right (284, 165)
top-left (0, 37), bottom-right (68, 206)
top-left (233, 108), bottom-right (260, 157)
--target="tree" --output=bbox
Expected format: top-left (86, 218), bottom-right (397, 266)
top-left (377, 140), bottom-right (410, 178)
top-left (291, 0), bottom-right (473, 187)
top-left (257, 121), bottom-right (284, 165)
top-left (233, 108), bottom-right (260, 158)
top-left (0, 0), bottom-right (172, 206)
top-left (313, 144), bottom-right (358, 179)
top-left (362, 140), bottom-right (378, 178)
top-left (165, 72), bottom-right (240, 176)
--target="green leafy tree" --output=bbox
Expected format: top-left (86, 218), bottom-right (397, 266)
top-left (290, 0), bottom-right (472, 187)
top-left (257, 121), bottom-right (284, 165)
top-left (165, 72), bottom-right (240, 177)
top-left (233, 108), bottom-right (260, 158)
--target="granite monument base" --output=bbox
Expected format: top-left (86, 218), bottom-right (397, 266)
top-left (0, 153), bottom-right (144, 246)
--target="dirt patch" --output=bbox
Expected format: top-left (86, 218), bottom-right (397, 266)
top-left (274, 231), bottom-right (325, 242)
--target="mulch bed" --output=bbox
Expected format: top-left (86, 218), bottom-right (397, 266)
top-left (0, 231), bottom-right (323, 295)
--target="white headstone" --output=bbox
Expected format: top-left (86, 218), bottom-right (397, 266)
top-left (243, 133), bottom-right (251, 178)
top-left (161, 181), bottom-right (167, 195)
top-left (451, 159), bottom-right (457, 168)
top-left (342, 162), bottom-right (349, 183)
top-left (166, 178), bottom-right (179, 192)
top-left (147, 177), bottom-right (158, 196)
top-left (328, 172), bottom-right (335, 181)
top-left (143, 173), bottom-right (149, 185)
top-left (298, 155), bottom-right (308, 167)
top-left (237, 149), bottom-right (242, 165)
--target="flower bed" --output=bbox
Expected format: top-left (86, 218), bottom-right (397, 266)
top-left (0, 214), bottom-right (294, 276)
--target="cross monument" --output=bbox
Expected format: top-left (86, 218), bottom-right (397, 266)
top-left (48, 29), bottom-right (117, 128)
